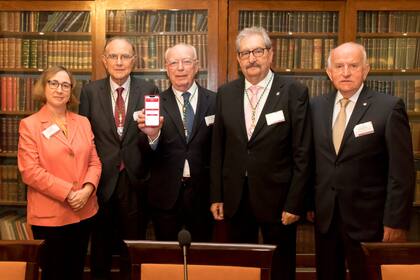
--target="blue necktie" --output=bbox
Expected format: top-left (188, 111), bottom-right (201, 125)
top-left (182, 92), bottom-right (194, 142)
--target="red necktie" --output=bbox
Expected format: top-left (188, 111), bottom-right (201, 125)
top-left (114, 87), bottom-right (125, 170)
top-left (114, 87), bottom-right (125, 133)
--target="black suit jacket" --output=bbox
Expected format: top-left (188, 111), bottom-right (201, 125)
top-left (210, 73), bottom-right (312, 223)
top-left (79, 76), bottom-right (159, 203)
top-left (311, 86), bottom-right (415, 241)
top-left (148, 85), bottom-right (216, 210)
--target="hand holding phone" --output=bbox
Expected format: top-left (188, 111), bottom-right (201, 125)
top-left (144, 95), bottom-right (160, 126)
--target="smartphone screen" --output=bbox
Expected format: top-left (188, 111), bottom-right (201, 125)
top-left (144, 95), bottom-right (160, 126)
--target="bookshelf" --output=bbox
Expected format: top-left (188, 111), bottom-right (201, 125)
top-left (0, 1), bottom-right (95, 240)
top-left (227, 0), bottom-right (346, 99)
top-left (346, 1), bottom-right (420, 214)
top-left (0, 0), bottom-right (418, 245)
top-left (94, 0), bottom-right (221, 92)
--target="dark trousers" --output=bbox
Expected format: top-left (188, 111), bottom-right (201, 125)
top-left (32, 217), bottom-right (92, 280)
top-left (225, 180), bottom-right (297, 280)
top-left (151, 179), bottom-right (213, 242)
top-left (315, 203), bottom-right (376, 280)
top-left (90, 170), bottom-right (148, 280)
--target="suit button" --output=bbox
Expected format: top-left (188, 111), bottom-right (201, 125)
top-left (69, 151), bottom-right (75, 157)
top-left (331, 187), bottom-right (336, 191)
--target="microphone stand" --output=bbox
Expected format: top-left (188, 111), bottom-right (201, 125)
top-left (183, 245), bottom-right (188, 280)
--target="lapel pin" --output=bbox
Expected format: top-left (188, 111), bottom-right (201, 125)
top-left (276, 92), bottom-right (280, 96)
top-left (363, 102), bottom-right (367, 106)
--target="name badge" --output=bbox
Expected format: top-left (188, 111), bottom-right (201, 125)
top-left (205, 115), bottom-right (215, 126)
top-left (42, 124), bottom-right (60, 139)
top-left (353, 121), bottom-right (374, 137)
top-left (266, 110), bottom-right (285, 126)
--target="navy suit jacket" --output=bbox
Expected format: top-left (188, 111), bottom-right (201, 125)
top-left (210, 73), bottom-right (312, 223)
top-left (311, 85), bottom-right (415, 241)
top-left (147, 84), bottom-right (216, 210)
top-left (79, 76), bottom-right (159, 203)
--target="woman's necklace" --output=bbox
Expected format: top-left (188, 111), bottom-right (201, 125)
top-left (53, 113), bottom-right (68, 137)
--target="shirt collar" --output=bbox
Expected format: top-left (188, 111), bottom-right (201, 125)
top-left (245, 70), bottom-right (273, 90)
top-left (109, 76), bottom-right (131, 93)
top-left (172, 82), bottom-right (198, 98)
top-left (335, 83), bottom-right (364, 105)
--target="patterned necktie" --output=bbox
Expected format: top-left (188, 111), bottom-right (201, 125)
top-left (182, 92), bottom-right (194, 142)
top-left (333, 98), bottom-right (350, 154)
top-left (114, 87), bottom-right (125, 136)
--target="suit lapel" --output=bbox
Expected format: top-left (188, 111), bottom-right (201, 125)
top-left (325, 92), bottom-right (337, 154)
top-left (38, 106), bottom-right (70, 147)
top-left (249, 73), bottom-right (283, 142)
top-left (98, 79), bottom-right (120, 140)
top-left (162, 88), bottom-right (186, 140)
top-left (232, 79), bottom-right (248, 140)
top-left (122, 78), bottom-right (142, 139)
top-left (339, 86), bottom-right (372, 151)
top-left (66, 112), bottom-right (79, 145)
top-left (189, 86), bottom-right (210, 142)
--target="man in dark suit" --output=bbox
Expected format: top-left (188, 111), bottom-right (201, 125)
top-left (79, 37), bottom-right (158, 280)
top-left (137, 43), bottom-right (215, 241)
top-left (210, 27), bottom-right (312, 280)
top-left (310, 42), bottom-right (415, 280)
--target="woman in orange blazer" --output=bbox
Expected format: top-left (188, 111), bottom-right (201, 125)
top-left (17, 66), bottom-right (101, 280)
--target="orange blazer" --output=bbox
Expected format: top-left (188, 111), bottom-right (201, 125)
top-left (18, 105), bottom-right (102, 227)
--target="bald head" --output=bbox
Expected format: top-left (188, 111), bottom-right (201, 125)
top-left (327, 42), bottom-right (367, 68)
top-left (326, 42), bottom-right (370, 98)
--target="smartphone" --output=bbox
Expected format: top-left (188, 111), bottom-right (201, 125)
top-left (144, 95), bottom-right (160, 126)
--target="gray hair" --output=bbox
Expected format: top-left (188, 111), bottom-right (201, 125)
top-left (327, 42), bottom-right (368, 68)
top-left (235, 26), bottom-right (272, 52)
top-left (104, 36), bottom-right (135, 54)
top-left (164, 43), bottom-right (198, 62)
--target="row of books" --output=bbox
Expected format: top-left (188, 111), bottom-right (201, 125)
top-left (358, 11), bottom-right (420, 33)
top-left (0, 165), bottom-right (26, 203)
top-left (358, 37), bottom-right (420, 70)
top-left (272, 38), bottom-right (336, 70)
top-left (130, 34), bottom-right (208, 70)
top-left (239, 11), bottom-right (339, 33)
top-left (0, 116), bottom-right (20, 153)
top-left (296, 78), bottom-right (334, 98)
top-left (0, 76), bottom-right (88, 113)
top-left (107, 10), bottom-right (208, 33)
top-left (0, 211), bottom-right (32, 240)
top-left (365, 79), bottom-right (420, 112)
top-left (296, 78), bottom-right (420, 112)
top-left (0, 38), bottom-right (92, 70)
top-left (410, 122), bottom-right (420, 156)
top-left (0, 76), bottom-right (39, 112)
top-left (415, 171), bottom-right (420, 204)
top-left (0, 11), bottom-right (90, 33)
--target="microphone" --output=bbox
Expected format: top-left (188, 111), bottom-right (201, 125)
top-left (178, 229), bottom-right (192, 280)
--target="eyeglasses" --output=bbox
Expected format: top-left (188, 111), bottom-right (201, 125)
top-left (47, 80), bottom-right (72, 92)
top-left (238, 48), bottom-right (270, 59)
top-left (105, 54), bottom-right (135, 62)
top-left (166, 59), bottom-right (196, 69)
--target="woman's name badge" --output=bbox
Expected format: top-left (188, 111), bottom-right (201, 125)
top-left (42, 124), bottom-right (60, 139)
